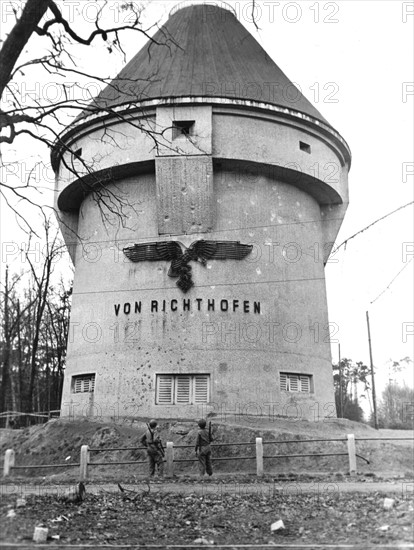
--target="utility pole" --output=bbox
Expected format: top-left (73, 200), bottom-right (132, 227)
top-left (338, 343), bottom-right (343, 418)
top-left (366, 310), bottom-right (379, 429)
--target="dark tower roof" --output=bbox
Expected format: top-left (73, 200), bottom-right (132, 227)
top-left (87, 3), bottom-right (329, 124)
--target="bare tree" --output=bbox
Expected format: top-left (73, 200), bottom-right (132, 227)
top-left (0, 0), bottom-right (175, 233)
top-left (0, 215), bottom-right (72, 416)
top-left (332, 358), bottom-right (371, 422)
top-left (22, 216), bottom-right (66, 411)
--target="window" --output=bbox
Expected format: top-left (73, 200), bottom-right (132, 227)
top-left (71, 148), bottom-right (83, 172)
top-left (299, 141), bottom-right (311, 154)
top-left (72, 374), bottom-right (95, 393)
top-left (280, 372), bottom-right (312, 393)
top-left (172, 120), bottom-right (195, 139)
top-left (156, 374), bottom-right (210, 404)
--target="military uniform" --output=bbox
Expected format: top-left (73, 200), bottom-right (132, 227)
top-left (195, 426), bottom-right (213, 476)
top-left (140, 426), bottom-right (164, 477)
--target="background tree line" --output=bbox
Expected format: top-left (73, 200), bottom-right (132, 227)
top-left (0, 218), bottom-right (72, 422)
top-left (333, 357), bottom-right (413, 429)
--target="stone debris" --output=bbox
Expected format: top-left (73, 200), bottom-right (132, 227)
top-left (33, 526), bottom-right (48, 542)
top-left (270, 519), bottom-right (285, 531)
top-left (378, 525), bottom-right (390, 531)
top-left (51, 515), bottom-right (69, 523)
top-left (16, 498), bottom-right (26, 508)
top-left (193, 537), bottom-right (214, 545)
top-left (6, 509), bottom-right (16, 519)
top-left (383, 498), bottom-right (395, 510)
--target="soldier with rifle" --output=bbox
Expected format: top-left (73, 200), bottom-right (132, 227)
top-left (195, 418), bottom-right (213, 477)
top-left (140, 419), bottom-right (165, 477)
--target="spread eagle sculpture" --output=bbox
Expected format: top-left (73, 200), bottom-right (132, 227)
top-left (123, 240), bottom-right (253, 293)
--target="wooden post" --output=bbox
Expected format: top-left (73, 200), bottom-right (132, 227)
top-left (80, 445), bottom-right (89, 482)
top-left (3, 449), bottom-right (15, 477)
top-left (166, 441), bottom-right (174, 478)
top-left (256, 437), bottom-right (263, 477)
top-left (347, 434), bottom-right (357, 476)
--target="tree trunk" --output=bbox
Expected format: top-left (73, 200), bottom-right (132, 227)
top-left (0, 267), bottom-right (11, 413)
top-left (0, 0), bottom-right (50, 100)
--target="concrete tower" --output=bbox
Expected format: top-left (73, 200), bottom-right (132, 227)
top-left (53, 3), bottom-right (351, 421)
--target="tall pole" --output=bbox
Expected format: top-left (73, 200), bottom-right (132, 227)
top-left (338, 343), bottom-right (343, 418)
top-left (366, 311), bottom-right (378, 429)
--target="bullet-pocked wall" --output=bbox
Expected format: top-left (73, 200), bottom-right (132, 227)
top-left (53, 3), bottom-right (351, 422)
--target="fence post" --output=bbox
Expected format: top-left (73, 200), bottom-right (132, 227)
top-left (347, 434), bottom-right (357, 476)
top-left (80, 445), bottom-right (89, 482)
top-left (3, 449), bottom-right (15, 477)
top-left (256, 437), bottom-right (263, 477)
top-left (166, 441), bottom-right (174, 478)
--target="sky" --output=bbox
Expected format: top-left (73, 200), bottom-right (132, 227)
top-left (0, 0), bottom-right (413, 405)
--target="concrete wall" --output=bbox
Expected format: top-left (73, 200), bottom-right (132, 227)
top-left (60, 174), bottom-right (336, 422)
top-left (57, 101), bottom-right (348, 422)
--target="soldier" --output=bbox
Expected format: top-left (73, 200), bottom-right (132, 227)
top-left (140, 419), bottom-right (164, 477)
top-left (195, 418), bottom-right (213, 477)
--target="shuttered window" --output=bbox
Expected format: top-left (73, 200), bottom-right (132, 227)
top-left (72, 374), bottom-right (95, 393)
top-left (300, 375), bottom-right (310, 393)
top-left (175, 376), bottom-right (191, 404)
top-left (194, 375), bottom-right (209, 404)
top-left (280, 373), bottom-right (312, 393)
top-left (156, 374), bottom-right (210, 405)
top-left (156, 375), bottom-right (174, 404)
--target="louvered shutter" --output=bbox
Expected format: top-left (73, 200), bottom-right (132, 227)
top-left (156, 375), bottom-right (173, 404)
top-left (175, 376), bottom-right (191, 404)
top-left (74, 378), bottom-right (82, 393)
top-left (193, 375), bottom-right (209, 404)
top-left (280, 373), bottom-right (287, 391)
top-left (300, 376), bottom-right (310, 392)
top-left (288, 375), bottom-right (299, 392)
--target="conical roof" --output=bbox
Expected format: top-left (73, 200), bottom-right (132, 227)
top-left (89, 3), bottom-right (329, 124)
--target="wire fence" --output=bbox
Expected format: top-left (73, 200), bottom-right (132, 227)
top-left (2, 410), bottom-right (413, 480)
top-left (0, 410), bottom-right (60, 429)
top-left (4, 434), bottom-right (412, 481)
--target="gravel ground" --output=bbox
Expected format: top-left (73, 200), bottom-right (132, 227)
top-left (1, 480), bottom-right (413, 548)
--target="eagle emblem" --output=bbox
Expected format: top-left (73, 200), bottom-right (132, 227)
top-left (123, 240), bottom-right (253, 293)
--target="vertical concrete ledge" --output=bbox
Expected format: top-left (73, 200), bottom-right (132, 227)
top-left (166, 441), bottom-right (174, 478)
top-left (347, 434), bottom-right (357, 476)
top-left (80, 445), bottom-right (89, 482)
top-left (3, 449), bottom-right (15, 477)
top-left (256, 437), bottom-right (263, 477)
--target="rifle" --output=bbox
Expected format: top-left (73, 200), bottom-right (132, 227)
top-left (147, 423), bottom-right (165, 457)
top-left (208, 421), bottom-right (213, 442)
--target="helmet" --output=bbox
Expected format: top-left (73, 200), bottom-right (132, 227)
top-left (198, 419), bottom-right (206, 428)
top-left (149, 419), bottom-right (157, 428)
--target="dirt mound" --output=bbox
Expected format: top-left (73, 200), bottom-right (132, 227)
top-left (0, 417), bottom-right (412, 482)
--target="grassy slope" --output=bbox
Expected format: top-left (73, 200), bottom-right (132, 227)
top-left (0, 417), bottom-right (412, 482)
